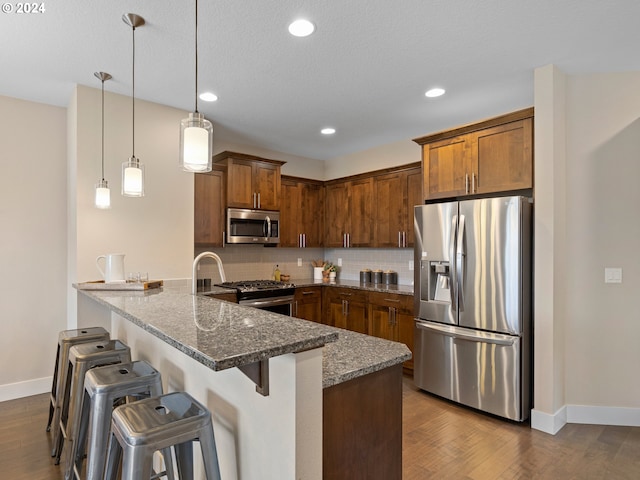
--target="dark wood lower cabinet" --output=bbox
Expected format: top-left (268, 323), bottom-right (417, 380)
top-left (323, 364), bottom-right (403, 480)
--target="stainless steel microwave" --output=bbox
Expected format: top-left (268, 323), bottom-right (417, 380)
top-left (226, 208), bottom-right (280, 244)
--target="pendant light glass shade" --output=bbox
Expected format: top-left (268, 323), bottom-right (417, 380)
top-left (180, 0), bottom-right (213, 172)
top-left (180, 112), bottom-right (213, 172)
top-left (94, 71), bottom-right (112, 209)
top-left (122, 13), bottom-right (145, 197)
top-left (95, 179), bottom-right (111, 208)
top-left (122, 156), bottom-right (144, 196)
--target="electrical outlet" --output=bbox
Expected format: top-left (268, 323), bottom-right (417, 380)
top-left (409, 260), bottom-right (414, 271)
top-left (297, 258), bottom-right (302, 267)
top-left (604, 267), bottom-right (622, 284)
top-left (337, 258), bottom-right (342, 267)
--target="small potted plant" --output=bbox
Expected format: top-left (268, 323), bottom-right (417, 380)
top-left (323, 262), bottom-right (337, 281)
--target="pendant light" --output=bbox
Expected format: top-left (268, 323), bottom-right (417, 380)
top-left (122, 13), bottom-right (145, 196)
top-left (94, 71), bottom-right (112, 209)
top-left (179, 0), bottom-right (213, 172)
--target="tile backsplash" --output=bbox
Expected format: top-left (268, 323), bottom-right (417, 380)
top-left (194, 246), bottom-right (414, 285)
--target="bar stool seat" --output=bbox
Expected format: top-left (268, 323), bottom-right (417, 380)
top-left (68, 360), bottom-right (174, 480)
top-left (53, 339), bottom-right (131, 466)
top-left (47, 328), bottom-right (110, 433)
top-left (105, 392), bottom-right (221, 480)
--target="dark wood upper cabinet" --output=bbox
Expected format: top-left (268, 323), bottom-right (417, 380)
top-left (414, 108), bottom-right (533, 201)
top-left (280, 176), bottom-right (324, 248)
top-left (213, 151), bottom-right (285, 210)
top-left (372, 165), bottom-right (422, 248)
top-left (324, 178), bottom-right (373, 248)
top-left (194, 166), bottom-right (226, 247)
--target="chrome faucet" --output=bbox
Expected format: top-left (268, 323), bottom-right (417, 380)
top-left (192, 251), bottom-right (226, 294)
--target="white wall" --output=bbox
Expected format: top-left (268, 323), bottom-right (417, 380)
top-left (0, 95), bottom-right (67, 400)
top-left (69, 85), bottom-right (195, 325)
top-left (532, 67), bottom-right (640, 432)
top-left (564, 72), bottom-right (640, 411)
top-left (324, 138), bottom-right (420, 180)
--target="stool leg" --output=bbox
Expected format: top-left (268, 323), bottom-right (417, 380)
top-left (69, 390), bottom-right (92, 480)
top-left (199, 426), bottom-right (222, 480)
top-left (52, 360), bottom-right (73, 459)
top-left (121, 446), bottom-right (154, 480)
top-left (85, 393), bottom-right (116, 480)
top-left (104, 432), bottom-right (122, 480)
top-left (175, 441), bottom-right (194, 480)
top-left (63, 363), bottom-right (89, 478)
top-left (160, 447), bottom-right (177, 480)
top-left (46, 345), bottom-right (61, 432)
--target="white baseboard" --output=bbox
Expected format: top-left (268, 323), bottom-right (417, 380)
top-left (0, 376), bottom-right (51, 402)
top-left (531, 405), bottom-right (567, 434)
top-left (531, 404), bottom-right (640, 434)
top-left (567, 404), bottom-right (640, 427)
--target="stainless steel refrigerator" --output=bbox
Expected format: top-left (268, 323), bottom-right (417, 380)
top-left (413, 196), bottom-right (532, 421)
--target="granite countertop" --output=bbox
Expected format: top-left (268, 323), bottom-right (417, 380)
top-left (292, 278), bottom-right (414, 296)
top-left (76, 287), bottom-right (411, 388)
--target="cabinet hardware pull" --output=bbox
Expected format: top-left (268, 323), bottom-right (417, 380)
top-left (253, 192), bottom-right (257, 208)
top-left (398, 231), bottom-right (402, 248)
top-left (383, 298), bottom-right (401, 303)
top-left (257, 192), bottom-right (261, 208)
top-left (472, 173), bottom-right (476, 193)
top-left (294, 301), bottom-right (298, 317)
top-left (303, 233), bottom-right (306, 248)
top-left (465, 173), bottom-right (469, 194)
top-left (302, 291), bottom-right (315, 295)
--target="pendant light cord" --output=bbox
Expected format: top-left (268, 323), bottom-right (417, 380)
top-left (101, 78), bottom-right (105, 180)
top-left (131, 23), bottom-right (136, 157)
top-left (195, 0), bottom-right (199, 114)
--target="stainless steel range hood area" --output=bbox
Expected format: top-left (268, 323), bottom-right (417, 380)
top-left (226, 208), bottom-right (280, 245)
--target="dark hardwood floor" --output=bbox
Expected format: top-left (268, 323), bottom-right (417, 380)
top-left (1, 377), bottom-right (638, 479)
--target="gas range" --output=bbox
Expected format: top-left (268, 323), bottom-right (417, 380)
top-left (216, 280), bottom-right (295, 303)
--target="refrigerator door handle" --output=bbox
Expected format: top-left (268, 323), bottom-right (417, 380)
top-left (449, 215), bottom-right (458, 310)
top-left (415, 321), bottom-right (517, 346)
top-left (456, 214), bottom-right (466, 312)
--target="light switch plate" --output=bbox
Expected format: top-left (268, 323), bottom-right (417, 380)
top-left (337, 258), bottom-right (342, 267)
top-left (604, 267), bottom-right (622, 284)
top-left (297, 258), bottom-right (302, 267)
top-left (409, 260), bottom-right (414, 271)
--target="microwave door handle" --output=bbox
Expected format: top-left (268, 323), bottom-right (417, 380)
top-left (456, 214), bottom-right (465, 312)
top-left (264, 215), bottom-right (271, 239)
top-left (449, 215), bottom-right (457, 311)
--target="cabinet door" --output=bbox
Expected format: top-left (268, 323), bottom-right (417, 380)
top-left (254, 162), bottom-right (281, 210)
top-left (369, 303), bottom-right (395, 341)
top-left (294, 287), bottom-right (322, 323)
top-left (343, 299), bottom-right (367, 334)
top-left (405, 167), bottom-right (422, 247)
top-left (395, 310), bottom-right (414, 371)
top-left (472, 118), bottom-right (533, 194)
top-left (324, 182), bottom-right (349, 248)
top-left (349, 178), bottom-right (373, 247)
top-left (226, 159), bottom-right (254, 208)
top-left (194, 169), bottom-right (226, 247)
top-left (373, 173), bottom-right (405, 248)
top-left (280, 180), bottom-right (301, 247)
top-left (423, 137), bottom-right (470, 200)
top-left (300, 182), bottom-right (324, 247)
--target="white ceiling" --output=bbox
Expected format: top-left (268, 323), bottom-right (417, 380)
top-left (1, 0), bottom-right (639, 160)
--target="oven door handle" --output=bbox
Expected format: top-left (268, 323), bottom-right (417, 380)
top-left (241, 296), bottom-right (294, 308)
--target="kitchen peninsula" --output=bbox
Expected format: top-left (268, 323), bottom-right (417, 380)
top-left (76, 286), bottom-right (410, 480)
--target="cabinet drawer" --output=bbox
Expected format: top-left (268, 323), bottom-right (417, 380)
top-left (327, 287), bottom-right (367, 304)
top-left (294, 286), bottom-right (322, 302)
top-left (368, 292), bottom-right (413, 312)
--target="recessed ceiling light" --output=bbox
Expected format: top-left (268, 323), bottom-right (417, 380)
top-left (321, 127), bottom-right (336, 135)
top-left (199, 92), bottom-right (218, 102)
top-left (288, 19), bottom-right (315, 37)
top-left (425, 88), bottom-right (446, 98)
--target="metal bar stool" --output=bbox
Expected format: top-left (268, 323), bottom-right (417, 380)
top-left (53, 339), bottom-right (131, 466)
top-left (67, 360), bottom-right (175, 480)
top-left (47, 328), bottom-right (110, 433)
top-left (104, 392), bottom-right (221, 480)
